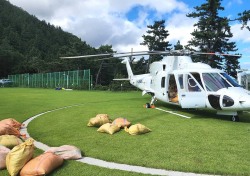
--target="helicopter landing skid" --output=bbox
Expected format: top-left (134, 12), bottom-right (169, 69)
top-left (144, 103), bottom-right (155, 108)
top-left (144, 96), bottom-right (157, 108)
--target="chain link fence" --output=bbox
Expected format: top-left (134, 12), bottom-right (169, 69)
top-left (8, 69), bottom-right (92, 90)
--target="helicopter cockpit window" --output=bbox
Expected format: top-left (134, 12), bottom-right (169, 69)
top-left (191, 73), bottom-right (204, 89)
top-left (202, 73), bottom-right (231, 92)
top-left (188, 75), bottom-right (201, 92)
top-left (220, 73), bottom-right (240, 87)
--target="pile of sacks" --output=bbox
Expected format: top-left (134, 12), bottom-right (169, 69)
top-left (0, 118), bottom-right (82, 176)
top-left (87, 114), bottom-right (151, 135)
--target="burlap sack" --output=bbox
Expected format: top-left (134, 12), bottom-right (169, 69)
top-left (112, 117), bottom-right (131, 128)
top-left (87, 114), bottom-right (110, 127)
top-left (0, 118), bottom-right (23, 129)
top-left (125, 123), bottom-right (151, 135)
top-left (97, 123), bottom-right (120, 135)
top-left (6, 138), bottom-right (34, 176)
top-left (20, 152), bottom-right (63, 176)
top-left (45, 145), bottom-right (82, 160)
top-left (0, 145), bottom-right (10, 169)
top-left (0, 123), bottom-right (22, 137)
top-left (0, 135), bottom-right (23, 149)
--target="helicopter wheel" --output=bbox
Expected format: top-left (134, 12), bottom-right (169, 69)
top-left (145, 103), bottom-right (151, 108)
top-left (231, 115), bottom-right (239, 122)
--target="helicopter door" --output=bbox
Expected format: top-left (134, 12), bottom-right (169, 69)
top-left (160, 76), bottom-right (168, 101)
top-left (175, 73), bottom-right (206, 108)
top-left (168, 75), bottom-right (178, 103)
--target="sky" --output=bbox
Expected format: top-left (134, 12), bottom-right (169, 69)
top-left (8, 0), bottom-right (250, 69)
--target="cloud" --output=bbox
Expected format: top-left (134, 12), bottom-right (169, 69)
top-left (165, 12), bottom-right (197, 46)
top-left (8, 0), bottom-right (194, 52)
top-left (225, 0), bottom-right (243, 9)
top-left (231, 24), bottom-right (250, 43)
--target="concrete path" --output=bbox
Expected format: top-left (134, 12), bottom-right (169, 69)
top-left (20, 105), bottom-right (216, 176)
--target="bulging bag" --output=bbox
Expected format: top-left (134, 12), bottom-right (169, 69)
top-left (0, 135), bottom-right (23, 149)
top-left (0, 123), bottom-right (22, 137)
top-left (20, 152), bottom-right (64, 176)
top-left (0, 145), bottom-right (10, 169)
top-left (0, 118), bottom-right (23, 129)
top-left (125, 123), bottom-right (151, 135)
top-left (6, 138), bottom-right (34, 176)
top-left (87, 114), bottom-right (110, 127)
top-left (45, 145), bottom-right (82, 160)
top-left (97, 123), bottom-right (120, 135)
top-left (112, 117), bottom-right (131, 128)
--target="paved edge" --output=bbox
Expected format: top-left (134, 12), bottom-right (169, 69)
top-left (20, 105), bottom-right (216, 176)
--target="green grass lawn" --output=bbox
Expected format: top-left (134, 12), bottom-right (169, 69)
top-left (0, 88), bottom-right (250, 176)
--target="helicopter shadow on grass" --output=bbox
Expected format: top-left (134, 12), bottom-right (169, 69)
top-left (154, 101), bottom-right (250, 123)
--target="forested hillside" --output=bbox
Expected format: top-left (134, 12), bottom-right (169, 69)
top-left (0, 0), bottom-right (119, 85)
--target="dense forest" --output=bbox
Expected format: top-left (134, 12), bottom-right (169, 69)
top-left (0, 0), bottom-right (127, 87)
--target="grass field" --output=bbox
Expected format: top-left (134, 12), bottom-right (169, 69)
top-left (0, 88), bottom-right (250, 176)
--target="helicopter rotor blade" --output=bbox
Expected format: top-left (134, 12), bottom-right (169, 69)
top-left (60, 50), bottom-right (155, 59)
top-left (60, 50), bottom-right (242, 60)
top-left (193, 52), bottom-right (242, 57)
top-left (60, 53), bottom-right (113, 59)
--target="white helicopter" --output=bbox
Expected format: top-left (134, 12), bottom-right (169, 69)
top-left (61, 50), bottom-right (250, 122)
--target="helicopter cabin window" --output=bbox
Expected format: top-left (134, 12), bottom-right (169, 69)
top-left (161, 77), bottom-right (166, 88)
top-left (178, 74), bottom-right (184, 89)
top-left (163, 65), bottom-right (166, 71)
top-left (188, 75), bottom-right (201, 92)
top-left (202, 73), bottom-right (231, 92)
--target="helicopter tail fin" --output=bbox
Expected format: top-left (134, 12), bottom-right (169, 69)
top-left (121, 58), bottom-right (134, 79)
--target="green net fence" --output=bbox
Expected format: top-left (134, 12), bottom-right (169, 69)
top-left (8, 69), bottom-right (92, 90)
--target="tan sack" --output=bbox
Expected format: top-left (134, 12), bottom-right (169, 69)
top-left (87, 114), bottom-right (110, 127)
top-left (20, 152), bottom-right (63, 176)
top-left (6, 138), bottom-right (34, 176)
top-left (0, 135), bottom-right (23, 149)
top-left (0, 118), bottom-right (23, 129)
top-left (0, 123), bottom-right (22, 137)
top-left (125, 123), bottom-right (151, 135)
top-left (45, 145), bottom-right (82, 160)
top-left (0, 145), bottom-right (10, 169)
top-left (97, 123), bottom-right (120, 135)
top-left (112, 117), bottom-right (131, 128)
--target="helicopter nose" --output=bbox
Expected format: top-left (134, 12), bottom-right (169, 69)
top-left (239, 96), bottom-right (250, 109)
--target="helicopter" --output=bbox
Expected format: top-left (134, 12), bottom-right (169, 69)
top-left (61, 50), bottom-right (250, 122)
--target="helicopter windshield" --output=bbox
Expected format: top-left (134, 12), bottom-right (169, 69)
top-left (202, 73), bottom-right (232, 92)
top-left (220, 73), bottom-right (240, 87)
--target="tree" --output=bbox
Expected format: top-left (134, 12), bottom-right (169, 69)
top-left (141, 20), bottom-right (172, 72)
top-left (174, 40), bottom-right (184, 50)
top-left (186, 0), bottom-right (240, 75)
top-left (236, 10), bottom-right (250, 31)
top-left (0, 0), bottom-right (98, 78)
top-left (224, 55), bottom-right (240, 78)
top-left (94, 45), bottom-right (116, 86)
